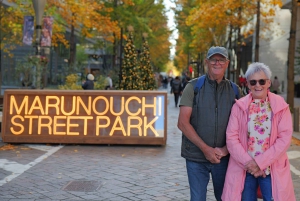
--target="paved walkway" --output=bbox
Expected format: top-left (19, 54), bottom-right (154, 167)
top-left (0, 88), bottom-right (299, 200)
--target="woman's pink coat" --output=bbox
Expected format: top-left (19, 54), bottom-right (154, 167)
top-left (221, 92), bottom-right (295, 201)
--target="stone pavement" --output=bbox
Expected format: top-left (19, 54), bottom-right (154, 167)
top-left (0, 88), bottom-right (299, 200)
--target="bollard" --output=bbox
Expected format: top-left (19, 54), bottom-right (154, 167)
top-left (294, 107), bottom-right (299, 132)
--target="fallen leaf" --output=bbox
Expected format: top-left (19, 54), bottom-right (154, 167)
top-left (292, 137), bottom-right (300, 146)
top-left (0, 144), bottom-right (16, 151)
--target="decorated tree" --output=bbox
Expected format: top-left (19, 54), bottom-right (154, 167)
top-left (119, 28), bottom-right (139, 90)
top-left (140, 34), bottom-right (156, 90)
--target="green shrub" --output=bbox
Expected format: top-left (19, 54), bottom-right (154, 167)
top-left (58, 74), bottom-right (82, 90)
top-left (58, 73), bottom-right (107, 90)
top-left (94, 75), bottom-right (106, 90)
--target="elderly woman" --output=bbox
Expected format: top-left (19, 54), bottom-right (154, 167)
top-left (222, 62), bottom-right (295, 201)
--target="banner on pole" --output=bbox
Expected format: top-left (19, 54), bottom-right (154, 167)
top-left (41, 16), bottom-right (53, 47)
top-left (22, 16), bottom-right (34, 46)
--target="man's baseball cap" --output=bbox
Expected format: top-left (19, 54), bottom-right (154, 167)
top-left (206, 46), bottom-right (228, 59)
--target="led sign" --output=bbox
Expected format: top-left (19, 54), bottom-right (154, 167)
top-left (2, 90), bottom-right (167, 145)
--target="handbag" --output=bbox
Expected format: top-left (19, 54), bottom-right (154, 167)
top-left (257, 185), bottom-right (262, 199)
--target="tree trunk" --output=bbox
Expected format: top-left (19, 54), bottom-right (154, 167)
top-left (0, 0), bottom-right (3, 95)
top-left (255, 0), bottom-right (260, 62)
top-left (119, 28), bottom-right (123, 86)
top-left (113, 32), bottom-right (117, 70)
top-left (68, 23), bottom-right (76, 68)
top-left (197, 52), bottom-right (200, 77)
top-left (287, 0), bottom-right (298, 111)
top-left (227, 25), bottom-right (233, 80)
top-left (112, 0), bottom-right (119, 70)
top-left (236, 27), bottom-right (242, 85)
top-left (0, 42), bottom-right (2, 95)
top-left (235, 7), bottom-right (242, 85)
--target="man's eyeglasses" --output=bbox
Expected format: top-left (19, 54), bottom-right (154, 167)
top-left (208, 58), bottom-right (227, 65)
top-left (249, 79), bottom-right (268, 86)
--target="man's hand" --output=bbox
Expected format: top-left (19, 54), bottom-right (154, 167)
top-left (215, 146), bottom-right (228, 160)
top-left (203, 146), bottom-right (220, 164)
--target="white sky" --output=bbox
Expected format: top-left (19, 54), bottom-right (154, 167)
top-left (163, 0), bottom-right (178, 59)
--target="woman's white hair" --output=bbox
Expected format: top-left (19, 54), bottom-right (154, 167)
top-left (87, 74), bottom-right (94, 81)
top-left (245, 62), bottom-right (272, 80)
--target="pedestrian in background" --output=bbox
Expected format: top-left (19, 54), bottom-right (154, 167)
top-left (105, 74), bottom-right (113, 90)
top-left (82, 74), bottom-right (94, 90)
top-left (182, 76), bottom-right (191, 91)
top-left (162, 77), bottom-right (168, 89)
top-left (271, 76), bottom-right (280, 94)
top-left (169, 76), bottom-right (174, 89)
top-left (178, 46), bottom-right (241, 201)
top-left (171, 76), bottom-right (182, 107)
top-left (222, 63), bottom-right (295, 201)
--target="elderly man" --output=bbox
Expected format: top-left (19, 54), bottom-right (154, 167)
top-left (177, 46), bottom-right (241, 201)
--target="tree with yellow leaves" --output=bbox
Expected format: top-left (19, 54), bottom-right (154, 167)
top-left (175, 0), bottom-right (282, 83)
top-left (46, 0), bottom-right (121, 67)
top-left (107, 0), bottom-right (171, 72)
top-left (2, 0), bottom-right (172, 88)
top-left (0, 0), bottom-right (24, 91)
top-left (7, 0), bottom-right (126, 66)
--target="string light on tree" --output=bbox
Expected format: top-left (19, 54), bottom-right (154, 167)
top-left (140, 33), bottom-right (156, 90)
top-left (119, 26), bottom-right (139, 90)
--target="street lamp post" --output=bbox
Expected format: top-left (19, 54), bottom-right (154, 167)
top-left (32, 0), bottom-right (46, 88)
top-left (32, 0), bottom-right (46, 56)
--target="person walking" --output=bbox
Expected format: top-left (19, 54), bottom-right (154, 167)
top-left (82, 74), bottom-right (94, 90)
top-left (222, 63), bottom-right (296, 201)
top-left (105, 74), bottom-right (113, 90)
top-left (271, 76), bottom-right (280, 94)
top-left (177, 46), bottom-right (241, 201)
top-left (162, 77), bottom-right (168, 89)
top-left (181, 76), bottom-right (191, 91)
top-left (171, 76), bottom-right (182, 107)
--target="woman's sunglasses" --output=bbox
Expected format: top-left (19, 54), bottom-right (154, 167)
top-left (249, 79), bottom-right (268, 86)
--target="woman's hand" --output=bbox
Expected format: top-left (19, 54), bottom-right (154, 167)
top-left (245, 159), bottom-right (260, 175)
top-left (253, 170), bottom-right (266, 178)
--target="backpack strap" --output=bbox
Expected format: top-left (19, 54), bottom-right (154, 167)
top-left (193, 75), bottom-right (206, 95)
top-left (193, 75), bottom-right (206, 105)
top-left (192, 75), bottom-right (239, 102)
top-left (229, 81), bottom-right (240, 99)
